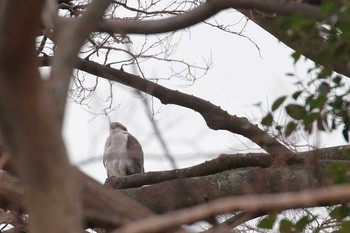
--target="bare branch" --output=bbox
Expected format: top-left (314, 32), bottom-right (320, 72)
top-left (57, 0), bottom-right (225, 35)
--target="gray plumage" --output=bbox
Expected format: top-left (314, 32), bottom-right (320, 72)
top-left (103, 122), bottom-right (144, 177)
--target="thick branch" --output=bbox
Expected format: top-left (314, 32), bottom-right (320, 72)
top-left (119, 162), bottom-right (331, 214)
top-left (107, 153), bottom-right (273, 189)
top-left (0, 162), bottom-right (331, 227)
top-left (49, 0), bottom-right (113, 129)
top-left (55, 0), bottom-right (339, 36)
top-left (106, 145), bottom-right (350, 189)
top-left (0, 169), bottom-right (154, 229)
top-left (1, 152), bottom-right (346, 229)
top-left (0, 1), bottom-right (82, 233)
top-left (113, 184), bottom-right (350, 233)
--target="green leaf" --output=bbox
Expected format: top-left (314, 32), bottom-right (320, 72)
top-left (292, 91), bottom-right (302, 100)
top-left (330, 205), bottom-right (350, 221)
top-left (343, 128), bottom-right (349, 142)
top-left (286, 104), bottom-right (307, 120)
top-left (327, 164), bottom-right (350, 185)
top-left (320, 0), bottom-right (339, 16)
top-left (317, 65), bottom-right (333, 78)
top-left (339, 221), bottom-right (350, 233)
top-left (317, 82), bottom-right (331, 96)
top-left (308, 96), bottom-right (327, 110)
top-left (291, 51), bottom-right (301, 64)
top-left (257, 214), bottom-right (276, 229)
top-left (285, 121), bottom-right (297, 137)
top-left (332, 75), bottom-right (342, 84)
top-left (295, 215), bottom-right (313, 232)
top-left (261, 113), bottom-right (273, 127)
top-left (279, 219), bottom-right (293, 233)
top-left (344, 149), bottom-right (350, 159)
top-left (272, 96), bottom-right (287, 111)
top-left (303, 112), bottom-right (320, 125)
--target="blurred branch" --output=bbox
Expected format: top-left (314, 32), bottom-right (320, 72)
top-left (239, 10), bottom-right (350, 78)
top-left (55, 0), bottom-right (350, 36)
top-left (49, 0), bottom-right (114, 129)
top-left (2, 147), bottom-right (348, 229)
top-left (113, 184), bottom-right (350, 233)
top-left (0, 158), bottom-right (332, 228)
top-left (0, 1), bottom-right (82, 233)
top-left (0, 169), bottom-right (153, 229)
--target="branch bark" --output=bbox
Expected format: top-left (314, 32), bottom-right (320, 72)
top-left (119, 161), bottom-right (331, 214)
top-left (106, 145), bottom-right (350, 189)
top-left (0, 1), bottom-right (82, 233)
top-left (55, 0), bottom-right (342, 36)
top-left (1, 146), bottom-right (347, 229)
top-left (49, 0), bottom-right (114, 129)
top-left (0, 169), bottom-right (153, 229)
top-left (112, 184), bottom-right (350, 233)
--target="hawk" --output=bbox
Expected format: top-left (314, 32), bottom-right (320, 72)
top-left (103, 122), bottom-right (144, 178)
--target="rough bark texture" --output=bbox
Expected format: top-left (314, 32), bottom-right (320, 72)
top-left (120, 162), bottom-right (330, 214)
top-left (0, 1), bottom-right (83, 232)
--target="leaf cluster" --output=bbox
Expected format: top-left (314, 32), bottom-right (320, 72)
top-left (261, 0), bottom-right (350, 141)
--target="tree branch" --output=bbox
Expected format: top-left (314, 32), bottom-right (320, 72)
top-left (113, 184), bottom-right (350, 233)
top-left (49, 0), bottom-right (114, 129)
top-left (239, 9), bottom-right (350, 78)
top-left (0, 169), bottom-right (153, 229)
top-left (1, 148), bottom-right (347, 229)
top-left (106, 145), bottom-right (350, 189)
top-left (69, 57), bottom-right (296, 163)
top-left (0, 1), bottom-right (82, 233)
top-left (55, 0), bottom-right (348, 36)
top-left (119, 161), bottom-right (332, 215)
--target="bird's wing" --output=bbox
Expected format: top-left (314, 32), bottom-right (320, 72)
top-left (126, 134), bottom-right (143, 159)
top-left (104, 136), bottom-right (112, 148)
top-left (103, 136), bottom-right (112, 167)
top-left (125, 158), bottom-right (144, 175)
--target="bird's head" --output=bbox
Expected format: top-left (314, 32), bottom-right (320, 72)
top-left (110, 122), bottom-right (128, 133)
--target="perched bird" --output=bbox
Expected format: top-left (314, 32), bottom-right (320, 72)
top-left (103, 122), bottom-right (144, 178)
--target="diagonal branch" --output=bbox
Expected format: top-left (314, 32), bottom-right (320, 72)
top-left (71, 58), bottom-right (296, 163)
top-left (42, 56), bottom-right (294, 161)
top-left (41, 56), bottom-right (296, 161)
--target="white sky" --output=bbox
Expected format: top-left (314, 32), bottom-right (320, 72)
top-left (62, 9), bottom-right (346, 183)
